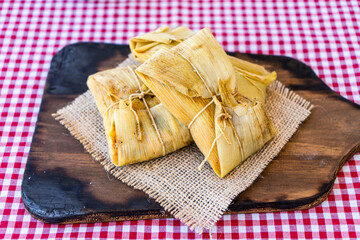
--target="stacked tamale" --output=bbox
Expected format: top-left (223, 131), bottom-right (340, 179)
top-left (87, 66), bottom-right (192, 166)
top-left (88, 26), bottom-right (278, 178)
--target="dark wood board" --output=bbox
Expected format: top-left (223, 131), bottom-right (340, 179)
top-left (21, 43), bottom-right (360, 224)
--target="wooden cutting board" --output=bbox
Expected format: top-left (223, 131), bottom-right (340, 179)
top-left (21, 43), bottom-right (360, 224)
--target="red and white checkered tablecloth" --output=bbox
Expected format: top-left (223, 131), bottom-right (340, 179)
top-left (1, 0), bottom-right (359, 239)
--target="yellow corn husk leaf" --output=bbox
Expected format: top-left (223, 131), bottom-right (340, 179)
top-left (130, 26), bottom-right (195, 63)
top-left (130, 26), bottom-right (276, 102)
top-left (137, 27), bottom-right (236, 99)
top-left (87, 66), bottom-right (139, 115)
top-left (137, 28), bottom-right (278, 178)
top-left (216, 80), bottom-right (278, 177)
top-left (87, 66), bottom-right (192, 166)
top-left (229, 56), bottom-right (277, 103)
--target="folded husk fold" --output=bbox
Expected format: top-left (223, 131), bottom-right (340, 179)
top-left (130, 26), bottom-right (195, 63)
top-left (137, 28), bottom-right (278, 177)
top-left (87, 66), bottom-right (192, 166)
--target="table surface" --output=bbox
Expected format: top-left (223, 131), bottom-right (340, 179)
top-left (1, 0), bottom-right (359, 239)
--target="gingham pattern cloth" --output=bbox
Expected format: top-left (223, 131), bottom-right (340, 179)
top-left (0, 0), bottom-right (359, 239)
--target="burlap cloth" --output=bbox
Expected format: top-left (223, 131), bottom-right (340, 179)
top-left (53, 56), bottom-right (313, 232)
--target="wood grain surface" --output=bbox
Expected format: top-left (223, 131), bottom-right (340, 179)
top-left (21, 43), bottom-right (360, 224)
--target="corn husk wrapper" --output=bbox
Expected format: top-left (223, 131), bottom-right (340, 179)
top-left (87, 66), bottom-right (192, 166)
top-left (130, 26), bottom-right (277, 103)
top-left (130, 26), bottom-right (195, 63)
top-left (229, 56), bottom-right (277, 103)
top-left (137, 28), bottom-right (278, 177)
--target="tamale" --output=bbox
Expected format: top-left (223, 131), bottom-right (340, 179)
top-left (87, 66), bottom-right (192, 166)
top-left (136, 28), bottom-right (278, 178)
top-left (130, 26), bottom-right (195, 63)
top-left (130, 26), bottom-right (277, 102)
